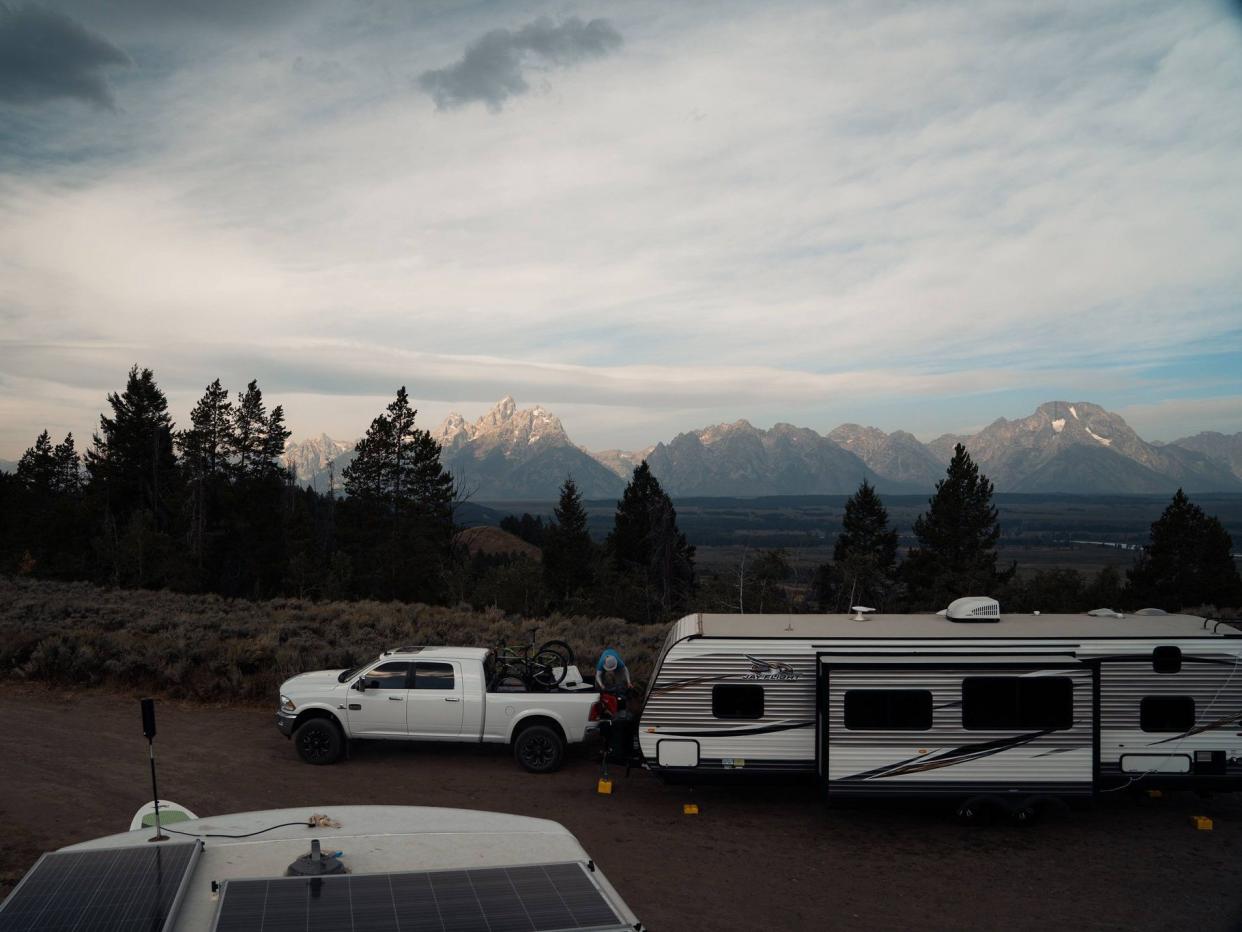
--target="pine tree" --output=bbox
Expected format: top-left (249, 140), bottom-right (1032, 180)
top-left (820, 479), bottom-right (898, 610)
top-left (343, 387), bottom-right (453, 516)
top-left (16, 431), bottom-right (57, 494)
top-left (176, 380), bottom-right (235, 566)
top-left (543, 476), bottom-right (595, 606)
top-left (1127, 489), bottom-right (1242, 610)
top-left (340, 387), bottom-right (455, 601)
top-left (52, 433), bottom-right (81, 495)
top-left (177, 379), bottom-right (234, 480)
top-left (86, 365), bottom-right (178, 525)
top-left (263, 404), bottom-right (292, 475)
top-left (608, 461), bottom-right (695, 623)
top-left (230, 380), bottom-right (267, 478)
top-left (902, 444), bottom-right (1010, 610)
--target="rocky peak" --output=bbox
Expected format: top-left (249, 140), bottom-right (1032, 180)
top-left (433, 412), bottom-right (474, 451)
top-left (433, 397), bottom-right (570, 456)
top-left (283, 434), bottom-right (352, 482)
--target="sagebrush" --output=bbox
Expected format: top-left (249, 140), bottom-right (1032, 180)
top-left (0, 576), bottom-right (670, 702)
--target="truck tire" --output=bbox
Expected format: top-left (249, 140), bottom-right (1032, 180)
top-left (294, 718), bottom-right (344, 765)
top-left (513, 724), bottom-right (565, 773)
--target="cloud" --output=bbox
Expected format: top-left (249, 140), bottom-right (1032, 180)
top-left (418, 16), bottom-right (622, 111)
top-left (0, 5), bottom-right (129, 108)
top-left (1, 1), bottom-right (1241, 454)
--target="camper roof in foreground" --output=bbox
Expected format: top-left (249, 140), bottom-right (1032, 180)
top-left (688, 611), bottom-right (1239, 640)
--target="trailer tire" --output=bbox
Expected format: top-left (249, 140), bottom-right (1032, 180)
top-left (513, 724), bottom-right (565, 773)
top-left (1012, 805), bottom-right (1039, 825)
top-left (294, 718), bottom-right (344, 765)
top-left (956, 796), bottom-right (997, 825)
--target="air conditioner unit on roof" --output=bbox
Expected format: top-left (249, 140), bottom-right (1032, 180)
top-left (945, 596), bottom-right (1000, 623)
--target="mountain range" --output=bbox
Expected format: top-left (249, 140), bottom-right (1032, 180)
top-left (281, 397), bottom-right (1242, 500)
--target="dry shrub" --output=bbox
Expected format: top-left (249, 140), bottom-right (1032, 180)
top-left (0, 577), bottom-right (671, 703)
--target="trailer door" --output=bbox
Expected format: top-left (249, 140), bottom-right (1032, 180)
top-left (817, 655), bottom-right (1095, 800)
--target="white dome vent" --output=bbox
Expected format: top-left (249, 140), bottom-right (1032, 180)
top-left (945, 596), bottom-right (1001, 623)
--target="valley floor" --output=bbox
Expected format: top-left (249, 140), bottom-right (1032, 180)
top-left (2, 684), bottom-right (1240, 931)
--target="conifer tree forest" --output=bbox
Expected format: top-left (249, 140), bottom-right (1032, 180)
top-left (1, 366), bottom-right (1238, 623)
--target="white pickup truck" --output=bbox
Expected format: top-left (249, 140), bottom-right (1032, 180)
top-left (276, 645), bottom-right (601, 772)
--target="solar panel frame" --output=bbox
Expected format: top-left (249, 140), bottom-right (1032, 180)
top-left (212, 860), bottom-right (630, 932)
top-left (0, 840), bottom-right (202, 932)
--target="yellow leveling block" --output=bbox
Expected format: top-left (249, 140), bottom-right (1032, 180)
top-left (683, 804), bottom-right (699, 815)
top-left (597, 777), bottom-right (613, 795)
top-left (1192, 815), bottom-right (1213, 831)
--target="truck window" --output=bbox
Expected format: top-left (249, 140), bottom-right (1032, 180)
top-left (414, 662), bottom-right (455, 690)
top-left (365, 661), bottom-right (412, 689)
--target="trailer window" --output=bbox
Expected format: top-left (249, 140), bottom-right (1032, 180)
top-left (1140, 696), bottom-right (1195, 733)
top-left (712, 684), bottom-right (764, 719)
top-left (962, 677), bottom-right (1073, 731)
top-left (844, 690), bottom-right (932, 730)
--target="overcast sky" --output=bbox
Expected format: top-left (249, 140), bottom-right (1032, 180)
top-left (2, 0), bottom-right (1241, 458)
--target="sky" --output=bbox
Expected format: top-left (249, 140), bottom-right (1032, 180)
top-left (2, 0), bottom-right (1241, 459)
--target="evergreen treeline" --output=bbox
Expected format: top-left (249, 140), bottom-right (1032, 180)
top-left (0, 366), bottom-right (696, 623)
top-left (2, 371), bottom-right (1237, 621)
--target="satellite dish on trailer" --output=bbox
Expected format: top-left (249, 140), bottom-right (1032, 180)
top-left (851, 605), bottom-right (875, 622)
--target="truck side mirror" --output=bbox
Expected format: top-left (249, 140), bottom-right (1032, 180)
top-left (353, 678), bottom-right (370, 692)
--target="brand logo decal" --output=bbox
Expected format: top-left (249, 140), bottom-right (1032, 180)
top-left (743, 655), bottom-right (801, 681)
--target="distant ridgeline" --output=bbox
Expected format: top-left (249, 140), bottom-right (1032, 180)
top-left (283, 397), bottom-right (1242, 500)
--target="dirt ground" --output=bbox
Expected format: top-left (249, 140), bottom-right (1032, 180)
top-left (2, 684), bottom-right (1240, 931)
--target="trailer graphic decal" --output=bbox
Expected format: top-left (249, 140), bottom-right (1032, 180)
top-left (658, 720), bottom-right (815, 738)
top-left (840, 728), bottom-right (1060, 781)
top-left (1148, 709), bottom-right (1242, 745)
top-left (743, 655), bottom-right (801, 681)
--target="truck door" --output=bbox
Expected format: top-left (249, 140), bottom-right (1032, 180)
top-left (408, 661), bottom-right (466, 739)
top-left (348, 661), bottom-right (412, 736)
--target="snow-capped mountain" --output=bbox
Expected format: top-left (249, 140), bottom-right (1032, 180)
top-left (433, 397), bottom-right (624, 500)
top-left (827, 424), bottom-right (945, 488)
top-left (945, 402), bottom-right (1241, 493)
top-left (640, 419), bottom-right (900, 496)
top-left (284, 434), bottom-right (353, 491)
top-left (592, 447), bottom-right (655, 479)
top-left (1169, 431), bottom-right (1242, 482)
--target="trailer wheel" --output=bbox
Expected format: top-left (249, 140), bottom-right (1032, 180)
top-left (1012, 805), bottom-right (1040, 825)
top-left (294, 718), bottom-right (343, 765)
top-left (956, 796), bottom-right (996, 825)
top-left (514, 724), bottom-right (565, 773)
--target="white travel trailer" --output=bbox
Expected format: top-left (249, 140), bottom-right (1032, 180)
top-left (638, 599), bottom-right (1242, 809)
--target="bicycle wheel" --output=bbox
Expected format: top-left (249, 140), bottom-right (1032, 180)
top-left (537, 640), bottom-right (574, 670)
top-left (530, 649), bottom-right (569, 687)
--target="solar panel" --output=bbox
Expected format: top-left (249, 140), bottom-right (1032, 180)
top-left (213, 861), bottom-right (629, 932)
top-left (0, 841), bottom-right (200, 932)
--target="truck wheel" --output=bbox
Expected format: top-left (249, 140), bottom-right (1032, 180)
top-left (514, 725), bottom-right (565, 773)
top-left (294, 718), bottom-right (343, 765)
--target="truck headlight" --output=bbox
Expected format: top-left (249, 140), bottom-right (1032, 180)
top-left (280, 695), bottom-right (296, 712)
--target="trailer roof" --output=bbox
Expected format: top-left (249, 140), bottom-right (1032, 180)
top-left (691, 612), bottom-right (1240, 640)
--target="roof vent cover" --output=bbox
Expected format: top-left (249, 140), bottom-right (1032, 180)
top-left (946, 596), bottom-right (1001, 623)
